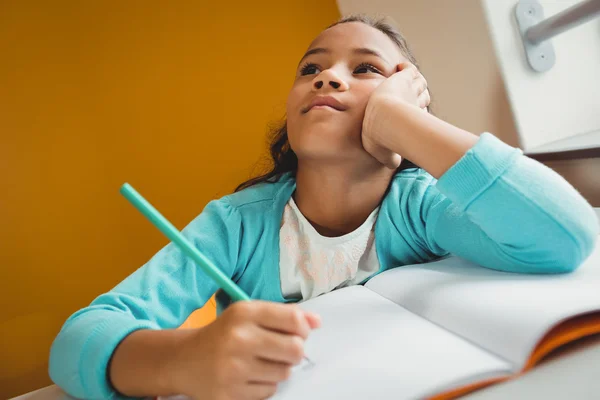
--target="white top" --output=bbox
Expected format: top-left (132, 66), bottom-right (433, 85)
top-left (279, 197), bottom-right (381, 300)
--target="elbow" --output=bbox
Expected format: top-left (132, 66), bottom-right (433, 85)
top-left (48, 307), bottom-right (159, 399)
top-left (537, 218), bottom-right (599, 274)
top-left (545, 242), bottom-right (592, 274)
top-left (48, 341), bottom-right (66, 393)
top-left (564, 207), bottom-right (599, 272)
top-left (47, 309), bottom-right (100, 399)
top-left (48, 328), bottom-right (86, 400)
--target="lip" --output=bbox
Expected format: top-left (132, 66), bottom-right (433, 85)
top-left (302, 96), bottom-right (348, 113)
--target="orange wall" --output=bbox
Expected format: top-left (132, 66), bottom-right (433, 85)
top-left (0, 2), bottom-right (340, 397)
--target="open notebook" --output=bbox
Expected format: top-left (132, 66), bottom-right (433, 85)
top-left (162, 237), bottom-right (600, 400)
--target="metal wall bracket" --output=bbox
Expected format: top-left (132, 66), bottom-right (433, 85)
top-left (515, 0), bottom-right (556, 72)
top-left (515, 0), bottom-right (600, 73)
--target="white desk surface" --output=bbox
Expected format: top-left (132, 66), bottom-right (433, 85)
top-left (12, 212), bottom-right (600, 400)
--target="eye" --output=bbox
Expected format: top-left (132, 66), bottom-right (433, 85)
top-left (354, 62), bottom-right (382, 75)
top-left (300, 63), bottom-right (321, 76)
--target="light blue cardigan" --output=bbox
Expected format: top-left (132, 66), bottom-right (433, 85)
top-left (49, 133), bottom-right (599, 399)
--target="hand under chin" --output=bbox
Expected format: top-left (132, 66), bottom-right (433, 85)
top-left (361, 132), bottom-right (403, 170)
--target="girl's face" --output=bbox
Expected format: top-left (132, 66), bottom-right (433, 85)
top-left (286, 22), bottom-right (404, 164)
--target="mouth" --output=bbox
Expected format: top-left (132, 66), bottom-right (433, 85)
top-left (302, 96), bottom-right (348, 113)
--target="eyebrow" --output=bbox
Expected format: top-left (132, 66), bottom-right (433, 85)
top-left (298, 47), bottom-right (388, 66)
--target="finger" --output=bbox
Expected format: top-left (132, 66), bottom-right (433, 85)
top-left (238, 382), bottom-right (278, 400)
top-left (364, 137), bottom-right (402, 170)
top-left (396, 61), bottom-right (416, 75)
top-left (254, 302), bottom-right (311, 339)
top-left (254, 329), bottom-right (305, 364)
top-left (384, 153), bottom-right (403, 170)
top-left (303, 312), bottom-right (321, 329)
top-left (413, 78), bottom-right (427, 97)
top-left (418, 89), bottom-right (431, 109)
top-left (248, 359), bottom-right (292, 384)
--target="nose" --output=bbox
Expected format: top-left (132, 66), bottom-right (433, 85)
top-left (314, 81), bottom-right (341, 89)
top-left (312, 68), bottom-right (349, 91)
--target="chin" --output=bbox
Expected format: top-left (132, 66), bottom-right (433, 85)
top-left (289, 117), bottom-right (367, 157)
top-left (294, 140), bottom-right (369, 164)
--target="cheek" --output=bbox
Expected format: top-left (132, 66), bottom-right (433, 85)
top-left (286, 84), bottom-right (307, 138)
top-left (286, 84), bottom-right (304, 115)
top-left (357, 82), bottom-right (381, 110)
top-left (286, 94), bottom-right (299, 132)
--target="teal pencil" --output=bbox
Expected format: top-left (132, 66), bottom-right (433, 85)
top-left (120, 182), bottom-right (314, 366)
top-left (119, 183), bottom-right (251, 302)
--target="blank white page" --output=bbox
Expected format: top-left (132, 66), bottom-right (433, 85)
top-left (365, 239), bottom-right (600, 368)
top-left (272, 286), bottom-right (511, 400)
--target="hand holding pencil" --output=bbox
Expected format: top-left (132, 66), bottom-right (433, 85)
top-left (168, 300), bottom-right (320, 399)
top-left (119, 183), bottom-right (320, 399)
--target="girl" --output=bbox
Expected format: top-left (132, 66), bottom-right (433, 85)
top-left (49, 15), bottom-right (598, 400)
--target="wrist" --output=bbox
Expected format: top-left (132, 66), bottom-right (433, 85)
top-left (165, 326), bottom-right (216, 397)
top-left (161, 328), bottom-right (198, 394)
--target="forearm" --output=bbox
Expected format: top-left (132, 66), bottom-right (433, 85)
top-left (372, 97), bottom-right (479, 179)
top-left (425, 132), bottom-right (598, 273)
top-left (109, 328), bottom-right (194, 397)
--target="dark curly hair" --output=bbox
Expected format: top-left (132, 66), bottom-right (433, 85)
top-left (235, 14), bottom-right (429, 192)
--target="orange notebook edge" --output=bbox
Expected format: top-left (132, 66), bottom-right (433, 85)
top-left (428, 310), bottom-right (600, 400)
top-left (523, 310), bottom-right (600, 371)
top-left (427, 376), bottom-right (510, 400)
